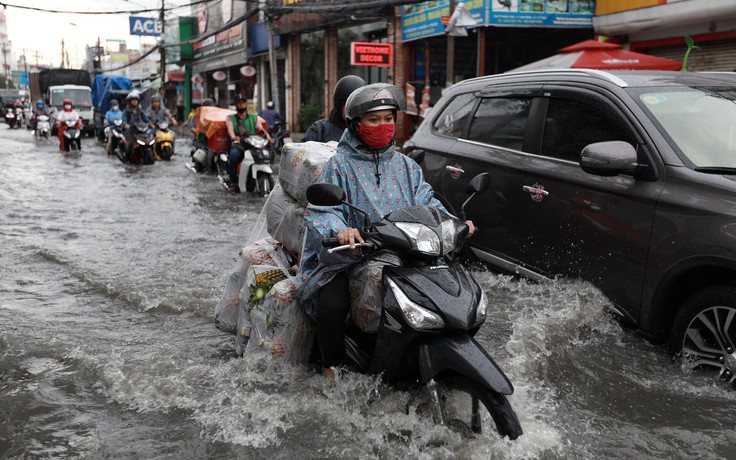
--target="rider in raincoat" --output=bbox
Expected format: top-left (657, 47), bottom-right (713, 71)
top-left (296, 83), bottom-right (475, 378)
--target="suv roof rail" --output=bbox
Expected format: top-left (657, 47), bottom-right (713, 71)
top-left (459, 68), bottom-right (630, 88)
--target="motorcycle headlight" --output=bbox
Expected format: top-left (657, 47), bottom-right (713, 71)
top-left (394, 222), bottom-right (441, 256)
top-left (474, 289), bottom-right (488, 326)
top-left (148, 139), bottom-right (155, 145)
top-left (387, 278), bottom-right (444, 331)
top-left (137, 139), bottom-right (145, 145)
top-left (440, 219), bottom-right (462, 255)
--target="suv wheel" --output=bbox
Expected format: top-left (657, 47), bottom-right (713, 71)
top-left (670, 286), bottom-right (736, 385)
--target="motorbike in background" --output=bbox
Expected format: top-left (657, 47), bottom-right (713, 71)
top-left (6, 107), bottom-right (17, 128)
top-left (268, 120), bottom-right (292, 156)
top-left (217, 134), bottom-right (274, 197)
top-left (33, 115), bottom-right (51, 141)
top-left (106, 119), bottom-right (125, 156)
top-left (154, 120), bottom-right (175, 161)
top-left (59, 119), bottom-right (82, 153)
top-left (117, 121), bottom-right (155, 165)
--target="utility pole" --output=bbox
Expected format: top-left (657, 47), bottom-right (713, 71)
top-left (266, 1), bottom-right (280, 113)
top-left (159, 0), bottom-right (166, 91)
top-left (61, 39), bottom-right (66, 68)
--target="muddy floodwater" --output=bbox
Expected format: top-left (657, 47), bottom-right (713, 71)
top-left (1, 128), bottom-right (734, 459)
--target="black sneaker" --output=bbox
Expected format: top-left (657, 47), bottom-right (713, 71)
top-left (228, 183), bottom-right (241, 194)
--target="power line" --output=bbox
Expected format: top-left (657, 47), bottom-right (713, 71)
top-left (0, 0), bottom-right (210, 15)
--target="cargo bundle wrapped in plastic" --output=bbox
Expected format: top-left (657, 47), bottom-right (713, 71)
top-left (215, 237), bottom-right (292, 334)
top-left (264, 184), bottom-right (307, 257)
top-left (243, 276), bottom-right (314, 363)
top-left (234, 265), bottom-right (314, 363)
top-left (348, 251), bottom-right (403, 333)
top-left (279, 141), bottom-right (337, 206)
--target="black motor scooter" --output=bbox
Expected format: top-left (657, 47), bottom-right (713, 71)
top-left (117, 121), bottom-right (155, 165)
top-left (305, 173), bottom-right (522, 440)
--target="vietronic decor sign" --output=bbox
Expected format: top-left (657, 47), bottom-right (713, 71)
top-left (351, 42), bottom-right (393, 67)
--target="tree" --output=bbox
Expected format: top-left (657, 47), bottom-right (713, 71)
top-left (0, 75), bottom-right (14, 89)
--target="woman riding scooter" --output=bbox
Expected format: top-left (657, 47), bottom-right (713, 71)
top-left (56, 98), bottom-right (82, 151)
top-left (296, 83), bottom-right (476, 379)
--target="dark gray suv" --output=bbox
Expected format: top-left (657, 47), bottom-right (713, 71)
top-left (405, 70), bottom-right (736, 385)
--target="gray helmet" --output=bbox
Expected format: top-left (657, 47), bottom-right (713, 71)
top-left (126, 91), bottom-right (140, 102)
top-left (151, 94), bottom-right (161, 102)
top-left (333, 75), bottom-right (366, 110)
top-left (110, 99), bottom-right (119, 107)
top-left (202, 98), bottom-right (215, 107)
top-left (266, 100), bottom-right (274, 109)
top-left (345, 83), bottom-right (406, 122)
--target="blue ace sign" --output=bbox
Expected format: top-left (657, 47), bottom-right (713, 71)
top-left (129, 16), bottom-right (162, 36)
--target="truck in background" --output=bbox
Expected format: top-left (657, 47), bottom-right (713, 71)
top-left (30, 69), bottom-right (94, 136)
top-left (91, 74), bottom-right (133, 141)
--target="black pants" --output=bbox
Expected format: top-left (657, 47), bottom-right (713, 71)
top-left (315, 272), bottom-right (351, 368)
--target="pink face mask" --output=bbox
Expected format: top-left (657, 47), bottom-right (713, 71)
top-left (359, 123), bottom-right (395, 150)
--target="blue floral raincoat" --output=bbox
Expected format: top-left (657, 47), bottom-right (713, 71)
top-left (296, 130), bottom-right (450, 315)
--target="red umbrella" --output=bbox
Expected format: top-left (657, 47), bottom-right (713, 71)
top-left (512, 39), bottom-right (682, 72)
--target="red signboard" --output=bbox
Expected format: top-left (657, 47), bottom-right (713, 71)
top-left (351, 42), bottom-right (393, 67)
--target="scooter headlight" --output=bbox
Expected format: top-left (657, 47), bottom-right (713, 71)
top-left (394, 222), bottom-right (441, 256)
top-left (440, 219), bottom-right (463, 255)
top-left (137, 139), bottom-right (146, 145)
top-left (387, 278), bottom-right (444, 331)
top-left (474, 289), bottom-right (488, 326)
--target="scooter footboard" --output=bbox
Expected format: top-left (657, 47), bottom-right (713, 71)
top-left (417, 335), bottom-right (514, 395)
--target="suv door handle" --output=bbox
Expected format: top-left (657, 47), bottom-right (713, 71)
top-left (522, 185), bottom-right (549, 196)
top-left (446, 165), bottom-right (465, 175)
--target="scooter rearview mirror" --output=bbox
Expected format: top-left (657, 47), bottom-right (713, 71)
top-left (306, 183), bottom-right (345, 207)
top-left (466, 172), bottom-right (490, 196)
top-left (461, 172), bottom-right (491, 221)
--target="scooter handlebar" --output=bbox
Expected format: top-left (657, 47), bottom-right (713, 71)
top-left (321, 237), bottom-right (341, 247)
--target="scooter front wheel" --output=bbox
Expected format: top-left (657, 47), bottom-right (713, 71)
top-left (436, 374), bottom-right (522, 440)
top-left (256, 172), bottom-right (274, 197)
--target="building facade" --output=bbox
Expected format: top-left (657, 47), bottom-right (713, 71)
top-left (594, 0), bottom-right (736, 71)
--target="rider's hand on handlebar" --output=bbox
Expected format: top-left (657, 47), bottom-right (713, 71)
top-left (465, 220), bottom-right (476, 237)
top-left (337, 227), bottom-right (364, 252)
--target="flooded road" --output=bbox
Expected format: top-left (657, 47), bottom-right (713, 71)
top-left (1, 127), bottom-right (734, 459)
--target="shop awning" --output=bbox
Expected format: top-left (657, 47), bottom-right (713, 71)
top-left (510, 39), bottom-right (682, 72)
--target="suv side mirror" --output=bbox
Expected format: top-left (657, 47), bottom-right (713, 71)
top-left (580, 141), bottom-right (639, 177)
top-left (407, 149), bottom-right (425, 165)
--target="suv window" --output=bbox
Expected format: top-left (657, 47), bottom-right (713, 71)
top-left (541, 98), bottom-right (635, 162)
top-left (431, 92), bottom-right (475, 138)
top-left (466, 97), bottom-right (532, 151)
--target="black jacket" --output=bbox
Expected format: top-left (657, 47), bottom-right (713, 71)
top-left (302, 108), bottom-right (346, 143)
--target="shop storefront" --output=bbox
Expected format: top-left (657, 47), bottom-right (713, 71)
top-left (594, 0), bottom-right (736, 72)
top-left (401, 0), bottom-right (594, 134)
top-left (191, 1), bottom-right (255, 109)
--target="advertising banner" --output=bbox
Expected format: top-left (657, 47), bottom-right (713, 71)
top-left (129, 16), bottom-right (162, 36)
top-left (401, 1), bottom-right (451, 42)
top-left (402, 0), bottom-right (594, 42)
top-left (488, 0), bottom-right (594, 28)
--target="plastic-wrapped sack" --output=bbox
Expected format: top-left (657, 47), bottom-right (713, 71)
top-left (349, 251), bottom-right (403, 333)
top-left (244, 277), bottom-right (314, 363)
top-left (273, 203), bottom-right (307, 256)
top-left (279, 141), bottom-right (337, 205)
top-left (214, 237), bottom-right (293, 335)
top-left (265, 183), bottom-right (298, 239)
